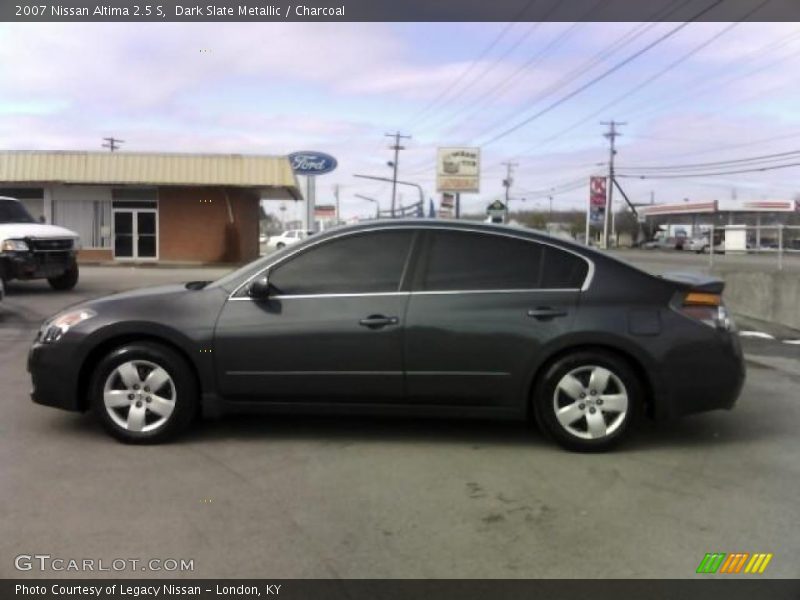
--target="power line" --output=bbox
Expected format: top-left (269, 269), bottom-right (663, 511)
top-left (624, 26), bottom-right (800, 121)
top-left (617, 161), bottom-right (800, 178)
top-left (461, 0), bottom-right (696, 146)
top-left (507, 18), bottom-right (753, 156)
top-left (401, 0), bottom-right (540, 129)
top-left (411, 20), bottom-right (546, 132)
top-left (477, 0), bottom-right (726, 147)
top-left (619, 148), bottom-right (800, 171)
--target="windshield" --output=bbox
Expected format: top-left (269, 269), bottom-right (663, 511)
top-left (0, 199), bottom-right (36, 224)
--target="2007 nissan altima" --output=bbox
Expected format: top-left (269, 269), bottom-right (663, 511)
top-left (28, 220), bottom-right (745, 451)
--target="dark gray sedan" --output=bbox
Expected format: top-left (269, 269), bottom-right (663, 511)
top-left (28, 220), bottom-right (744, 451)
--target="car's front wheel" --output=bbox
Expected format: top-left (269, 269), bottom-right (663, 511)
top-left (90, 342), bottom-right (198, 443)
top-left (533, 350), bottom-right (641, 452)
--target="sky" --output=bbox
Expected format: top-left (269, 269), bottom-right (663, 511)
top-left (1, 21), bottom-right (799, 221)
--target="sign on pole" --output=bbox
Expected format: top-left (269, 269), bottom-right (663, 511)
top-left (288, 151), bottom-right (337, 232)
top-left (486, 199), bottom-right (506, 223)
top-left (439, 192), bottom-right (455, 218)
top-left (436, 147), bottom-right (480, 193)
top-left (589, 176), bottom-right (607, 224)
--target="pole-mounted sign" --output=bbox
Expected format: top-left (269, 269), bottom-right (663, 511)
top-left (288, 151), bottom-right (338, 176)
top-left (288, 151), bottom-right (338, 231)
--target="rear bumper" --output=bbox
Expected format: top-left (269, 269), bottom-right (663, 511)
top-left (28, 339), bottom-right (83, 411)
top-left (0, 251), bottom-right (76, 281)
top-left (652, 329), bottom-right (745, 420)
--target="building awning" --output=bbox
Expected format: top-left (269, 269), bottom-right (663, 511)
top-left (0, 150), bottom-right (301, 198)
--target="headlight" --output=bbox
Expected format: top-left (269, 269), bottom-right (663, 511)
top-left (39, 308), bottom-right (97, 344)
top-left (1, 239), bottom-right (29, 252)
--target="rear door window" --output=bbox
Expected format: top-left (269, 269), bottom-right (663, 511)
top-left (420, 230), bottom-right (587, 291)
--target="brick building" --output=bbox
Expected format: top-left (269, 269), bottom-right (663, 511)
top-left (0, 150), bottom-right (300, 263)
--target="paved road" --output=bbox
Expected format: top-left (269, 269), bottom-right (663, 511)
top-left (1, 267), bottom-right (798, 579)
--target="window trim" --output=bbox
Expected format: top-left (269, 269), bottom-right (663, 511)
top-left (228, 225), bottom-right (595, 301)
top-left (241, 229), bottom-right (418, 298)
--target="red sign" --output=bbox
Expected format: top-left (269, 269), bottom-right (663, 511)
top-left (439, 192), bottom-right (455, 218)
top-left (590, 176), bottom-right (607, 207)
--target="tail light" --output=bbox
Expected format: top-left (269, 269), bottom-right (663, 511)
top-left (679, 291), bottom-right (734, 331)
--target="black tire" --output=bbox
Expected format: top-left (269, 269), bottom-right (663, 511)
top-left (276, 242), bottom-right (285, 249)
top-left (47, 263), bottom-right (79, 290)
top-left (532, 350), bottom-right (642, 452)
top-left (89, 342), bottom-right (198, 444)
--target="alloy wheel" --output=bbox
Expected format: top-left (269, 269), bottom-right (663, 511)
top-left (552, 365), bottom-right (629, 440)
top-left (103, 360), bottom-right (176, 433)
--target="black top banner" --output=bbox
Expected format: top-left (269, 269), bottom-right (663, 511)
top-left (3, 0), bottom-right (800, 22)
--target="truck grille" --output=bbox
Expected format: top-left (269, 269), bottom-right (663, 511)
top-left (29, 238), bottom-right (74, 252)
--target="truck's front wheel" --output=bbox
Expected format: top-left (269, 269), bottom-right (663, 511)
top-left (48, 262), bottom-right (79, 291)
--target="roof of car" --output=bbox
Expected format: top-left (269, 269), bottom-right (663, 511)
top-left (323, 218), bottom-right (589, 252)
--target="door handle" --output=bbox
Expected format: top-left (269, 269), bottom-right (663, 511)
top-left (527, 307), bottom-right (568, 320)
top-left (359, 315), bottom-right (399, 329)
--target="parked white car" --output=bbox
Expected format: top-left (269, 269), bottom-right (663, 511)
top-left (688, 234), bottom-right (724, 254)
top-left (265, 229), bottom-right (313, 252)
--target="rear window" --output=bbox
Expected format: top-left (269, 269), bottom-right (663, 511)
top-left (420, 230), bottom-right (588, 291)
top-left (541, 246), bottom-right (589, 289)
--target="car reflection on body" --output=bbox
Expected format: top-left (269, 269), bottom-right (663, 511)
top-left (28, 220), bottom-right (745, 452)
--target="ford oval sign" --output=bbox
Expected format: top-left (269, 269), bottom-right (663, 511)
top-left (288, 151), bottom-right (338, 176)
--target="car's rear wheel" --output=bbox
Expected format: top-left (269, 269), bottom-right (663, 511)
top-left (533, 350), bottom-right (641, 452)
top-left (47, 263), bottom-right (79, 290)
top-left (90, 342), bottom-right (198, 443)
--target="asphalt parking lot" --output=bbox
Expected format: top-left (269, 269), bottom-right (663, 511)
top-left (1, 263), bottom-right (799, 579)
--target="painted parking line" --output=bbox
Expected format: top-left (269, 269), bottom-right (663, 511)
top-left (738, 331), bottom-right (776, 340)
top-left (783, 339), bottom-right (800, 345)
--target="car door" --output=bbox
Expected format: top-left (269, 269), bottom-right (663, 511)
top-left (404, 229), bottom-right (589, 410)
top-left (214, 229), bottom-right (416, 402)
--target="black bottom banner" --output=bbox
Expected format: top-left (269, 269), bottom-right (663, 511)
top-left (4, 579), bottom-right (800, 600)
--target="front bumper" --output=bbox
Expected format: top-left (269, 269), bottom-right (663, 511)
top-left (0, 250), bottom-right (76, 281)
top-left (28, 337), bottom-right (84, 412)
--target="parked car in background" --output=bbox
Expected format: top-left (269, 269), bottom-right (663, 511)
top-left (642, 236), bottom-right (684, 251)
top-left (265, 229), bottom-right (313, 252)
top-left (29, 220), bottom-right (744, 452)
top-left (0, 196), bottom-right (81, 290)
top-left (688, 231), bottom-right (724, 254)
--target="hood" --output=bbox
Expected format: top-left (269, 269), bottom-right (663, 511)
top-left (0, 223), bottom-right (80, 240)
top-left (87, 283), bottom-right (190, 306)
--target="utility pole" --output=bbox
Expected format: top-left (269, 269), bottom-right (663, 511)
top-left (385, 131), bottom-right (411, 218)
top-left (601, 120), bottom-right (625, 249)
top-left (502, 161), bottom-right (518, 223)
top-left (334, 184), bottom-right (340, 224)
top-left (102, 137), bottom-right (124, 152)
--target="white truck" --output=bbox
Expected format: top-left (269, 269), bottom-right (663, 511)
top-left (0, 196), bottom-right (81, 291)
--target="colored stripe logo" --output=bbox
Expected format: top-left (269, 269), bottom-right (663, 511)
top-left (697, 552), bottom-right (773, 574)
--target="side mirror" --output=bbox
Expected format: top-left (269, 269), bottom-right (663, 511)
top-left (248, 275), bottom-right (272, 299)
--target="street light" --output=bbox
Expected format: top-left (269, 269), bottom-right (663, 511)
top-left (353, 174), bottom-right (425, 214)
top-left (354, 194), bottom-right (380, 219)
